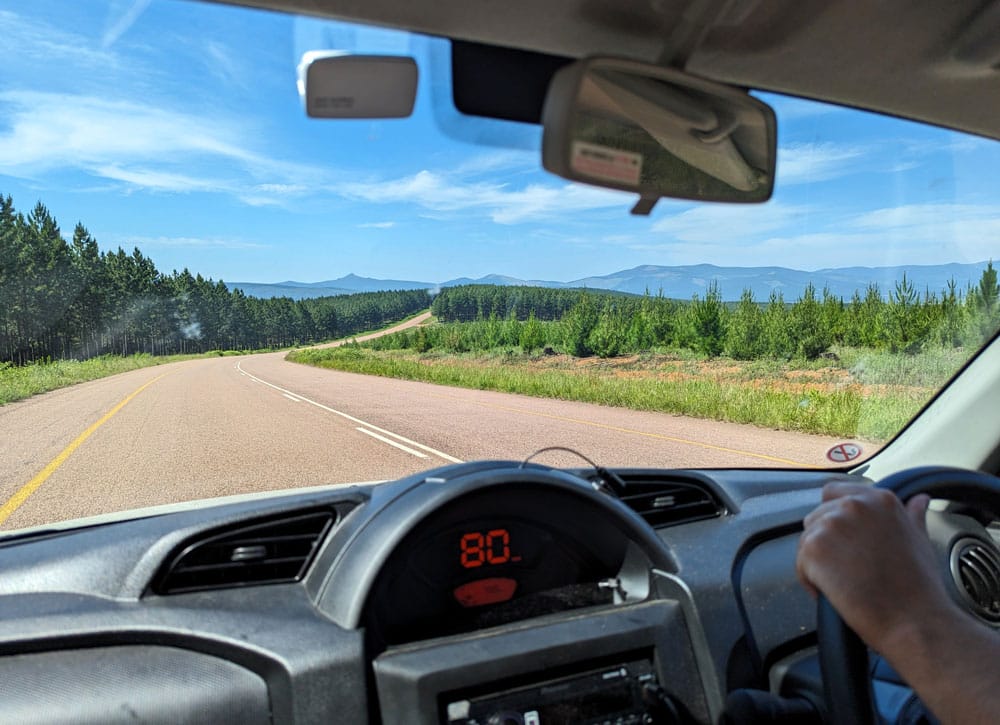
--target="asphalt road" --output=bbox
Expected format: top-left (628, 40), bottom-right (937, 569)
top-left (0, 317), bottom-right (854, 531)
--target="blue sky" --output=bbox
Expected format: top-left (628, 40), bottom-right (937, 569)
top-left (1, 0), bottom-right (999, 284)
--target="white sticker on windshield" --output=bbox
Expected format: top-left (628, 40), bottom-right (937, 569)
top-left (570, 141), bottom-right (642, 186)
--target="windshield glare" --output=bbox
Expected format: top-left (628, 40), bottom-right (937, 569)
top-left (1, 0), bottom-right (999, 531)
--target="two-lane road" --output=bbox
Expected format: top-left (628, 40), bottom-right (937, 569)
top-left (0, 325), bottom-right (850, 531)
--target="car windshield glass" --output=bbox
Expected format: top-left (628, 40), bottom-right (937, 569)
top-left (1, 0), bottom-right (999, 531)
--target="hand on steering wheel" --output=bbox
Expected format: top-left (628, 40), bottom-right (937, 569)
top-left (797, 467), bottom-right (1000, 725)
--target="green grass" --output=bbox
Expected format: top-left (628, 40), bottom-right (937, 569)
top-left (832, 345), bottom-right (969, 388)
top-left (0, 350), bottom-right (268, 406)
top-left (288, 347), bottom-right (930, 441)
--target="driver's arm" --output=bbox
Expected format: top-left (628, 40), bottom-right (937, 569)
top-left (796, 482), bottom-right (1000, 725)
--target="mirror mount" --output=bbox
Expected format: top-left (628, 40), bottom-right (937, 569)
top-left (541, 57), bottom-right (777, 209)
top-left (696, 115), bottom-right (740, 144)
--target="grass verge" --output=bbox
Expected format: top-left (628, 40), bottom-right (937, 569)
top-left (288, 347), bottom-right (931, 441)
top-left (0, 350), bottom-right (265, 406)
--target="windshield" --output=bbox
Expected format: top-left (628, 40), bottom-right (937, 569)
top-left (1, 0), bottom-right (999, 531)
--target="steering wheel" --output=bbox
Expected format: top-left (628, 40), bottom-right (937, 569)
top-left (817, 466), bottom-right (1000, 725)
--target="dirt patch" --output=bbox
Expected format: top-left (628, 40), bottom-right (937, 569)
top-left (413, 351), bottom-right (933, 398)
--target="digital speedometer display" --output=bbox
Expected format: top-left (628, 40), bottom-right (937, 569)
top-left (459, 528), bottom-right (521, 568)
top-left (363, 486), bottom-right (630, 647)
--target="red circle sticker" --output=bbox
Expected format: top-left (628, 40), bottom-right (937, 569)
top-left (826, 442), bottom-right (863, 463)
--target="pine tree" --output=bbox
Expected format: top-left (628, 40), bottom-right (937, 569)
top-left (724, 289), bottom-right (765, 359)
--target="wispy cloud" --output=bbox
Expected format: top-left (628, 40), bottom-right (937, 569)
top-left (101, 0), bottom-right (154, 48)
top-left (777, 143), bottom-right (866, 184)
top-left (338, 170), bottom-right (629, 224)
top-left (357, 221), bottom-right (396, 228)
top-left (450, 150), bottom-right (537, 177)
top-left (251, 183), bottom-right (308, 195)
top-left (0, 10), bottom-right (119, 71)
top-left (847, 203), bottom-right (1000, 254)
top-left (901, 136), bottom-right (986, 157)
top-left (94, 165), bottom-right (230, 194)
top-left (636, 201), bottom-right (1000, 269)
top-left (650, 202), bottom-right (811, 242)
top-left (0, 91), bottom-right (326, 202)
top-left (202, 40), bottom-right (253, 91)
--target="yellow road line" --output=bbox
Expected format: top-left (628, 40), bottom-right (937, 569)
top-left (423, 391), bottom-right (819, 468)
top-left (0, 373), bottom-right (169, 526)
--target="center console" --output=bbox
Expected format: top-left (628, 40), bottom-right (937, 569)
top-left (370, 601), bottom-right (714, 725)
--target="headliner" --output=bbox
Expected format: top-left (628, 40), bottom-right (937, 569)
top-left (205, 0), bottom-right (1000, 140)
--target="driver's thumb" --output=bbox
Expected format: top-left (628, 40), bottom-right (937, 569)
top-left (906, 493), bottom-right (930, 532)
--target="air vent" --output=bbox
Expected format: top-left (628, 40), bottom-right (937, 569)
top-left (951, 537), bottom-right (1000, 624)
top-left (615, 474), bottom-right (725, 528)
top-left (155, 510), bottom-right (335, 594)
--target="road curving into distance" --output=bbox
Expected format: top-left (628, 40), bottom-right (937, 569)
top-left (0, 314), bottom-right (852, 531)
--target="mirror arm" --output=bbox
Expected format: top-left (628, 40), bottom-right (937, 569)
top-left (630, 196), bottom-right (659, 216)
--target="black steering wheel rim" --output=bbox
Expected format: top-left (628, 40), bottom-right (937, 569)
top-left (817, 466), bottom-right (1000, 725)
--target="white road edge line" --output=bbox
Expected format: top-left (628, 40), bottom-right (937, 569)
top-left (282, 393), bottom-right (300, 402)
top-left (355, 427), bottom-right (428, 458)
top-left (235, 360), bottom-right (463, 463)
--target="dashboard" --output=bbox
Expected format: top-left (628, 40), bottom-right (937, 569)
top-left (0, 460), bottom-right (994, 723)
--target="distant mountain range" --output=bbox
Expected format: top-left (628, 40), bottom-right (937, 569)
top-left (227, 262), bottom-right (993, 302)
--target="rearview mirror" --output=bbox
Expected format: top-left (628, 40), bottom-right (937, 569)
top-left (297, 52), bottom-right (418, 119)
top-left (541, 58), bottom-right (776, 212)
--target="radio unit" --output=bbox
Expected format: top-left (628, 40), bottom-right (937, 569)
top-left (443, 657), bottom-right (680, 725)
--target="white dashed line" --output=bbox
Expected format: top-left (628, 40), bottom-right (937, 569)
top-left (236, 360), bottom-right (462, 463)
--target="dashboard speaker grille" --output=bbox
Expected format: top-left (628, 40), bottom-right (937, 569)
top-left (615, 474), bottom-right (725, 528)
top-left (951, 537), bottom-right (1000, 624)
top-left (154, 510), bottom-right (335, 594)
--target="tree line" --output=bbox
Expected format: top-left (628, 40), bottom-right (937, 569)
top-left (373, 268), bottom-right (1000, 359)
top-left (431, 284), bottom-right (630, 323)
top-left (0, 195), bottom-right (429, 364)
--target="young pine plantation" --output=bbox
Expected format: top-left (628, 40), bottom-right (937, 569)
top-left (290, 271), bottom-right (1000, 442)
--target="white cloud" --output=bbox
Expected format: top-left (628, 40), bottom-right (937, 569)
top-left (357, 221), bottom-right (396, 228)
top-left (0, 10), bottom-right (119, 70)
top-left (450, 150), bottom-right (536, 177)
top-left (94, 165), bottom-right (229, 193)
top-left (0, 92), bottom-right (282, 171)
top-left (202, 39), bottom-right (254, 91)
top-left (251, 183), bottom-right (308, 195)
top-left (850, 203), bottom-right (1000, 232)
top-left (776, 143), bottom-right (866, 184)
top-left (101, 0), bottom-right (154, 48)
top-left (650, 202), bottom-right (811, 242)
top-left (902, 136), bottom-right (986, 157)
top-left (741, 231), bottom-right (976, 270)
top-left (338, 170), bottom-right (629, 224)
top-left (632, 201), bottom-right (1000, 269)
top-left (0, 91), bottom-right (326, 202)
top-left (846, 203), bottom-right (1000, 257)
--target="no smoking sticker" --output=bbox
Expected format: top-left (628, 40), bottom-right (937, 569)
top-left (826, 442), bottom-right (863, 463)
